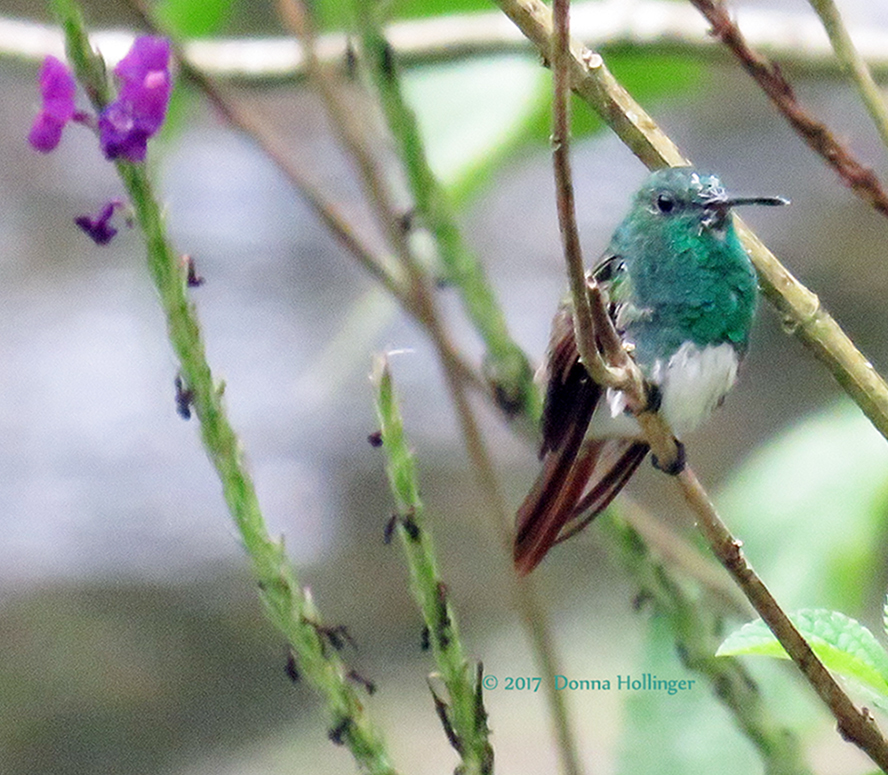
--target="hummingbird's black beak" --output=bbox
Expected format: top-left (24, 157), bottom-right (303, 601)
top-left (702, 194), bottom-right (789, 228)
top-left (723, 195), bottom-right (791, 208)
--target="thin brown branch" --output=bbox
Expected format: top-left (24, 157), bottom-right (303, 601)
top-left (551, 0), bottom-right (617, 386)
top-left (689, 0), bottom-right (888, 219)
top-left (550, 0), bottom-right (681, 472)
top-left (539, 20), bottom-right (595, 775)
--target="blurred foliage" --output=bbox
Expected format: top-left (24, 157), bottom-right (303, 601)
top-left (155, 0), bottom-right (232, 37)
top-left (312, 0), bottom-right (491, 31)
top-left (0, 575), bottom-right (301, 775)
top-left (617, 616), bottom-right (761, 775)
top-left (14, 0), bottom-right (888, 772)
top-left (716, 401), bottom-right (888, 613)
top-left (406, 52), bottom-right (703, 205)
top-left (148, 1), bottom-right (705, 209)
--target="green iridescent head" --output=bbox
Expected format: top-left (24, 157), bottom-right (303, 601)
top-left (608, 167), bottom-right (787, 355)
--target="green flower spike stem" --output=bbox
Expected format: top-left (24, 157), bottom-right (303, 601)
top-left (372, 355), bottom-right (494, 775)
top-left (51, 2), bottom-right (398, 772)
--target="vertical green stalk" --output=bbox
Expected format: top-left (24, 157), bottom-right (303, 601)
top-left (807, 0), bottom-right (888, 154)
top-left (351, 2), bottom-right (539, 422)
top-left (51, 2), bottom-right (398, 772)
top-left (372, 356), bottom-right (494, 775)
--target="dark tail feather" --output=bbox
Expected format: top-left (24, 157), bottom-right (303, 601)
top-left (555, 441), bottom-right (649, 545)
top-left (514, 447), bottom-right (596, 575)
top-left (514, 439), bottom-right (649, 575)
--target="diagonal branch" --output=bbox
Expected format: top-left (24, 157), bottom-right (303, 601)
top-left (677, 467), bottom-right (888, 764)
top-left (606, 506), bottom-right (812, 775)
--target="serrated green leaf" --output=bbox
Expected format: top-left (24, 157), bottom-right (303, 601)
top-left (718, 609), bottom-right (888, 698)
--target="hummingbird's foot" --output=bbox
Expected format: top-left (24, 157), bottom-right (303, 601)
top-left (642, 381), bottom-right (663, 413)
top-left (651, 438), bottom-right (686, 476)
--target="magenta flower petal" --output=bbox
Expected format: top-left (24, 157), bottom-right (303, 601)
top-left (115, 36), bottom-right (171, 86)
top-left (99, 36), bottom-right (172, 162)
top-left (28, 56), bottom-right (76, 153)
top-left (29, 112), bottom-right (67, 153)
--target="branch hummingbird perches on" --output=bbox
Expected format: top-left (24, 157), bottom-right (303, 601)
top-left (550, 0), bottom-right (682, 474)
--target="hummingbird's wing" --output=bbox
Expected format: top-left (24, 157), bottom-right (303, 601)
top-left (513, 259), bottom-right (649, 575)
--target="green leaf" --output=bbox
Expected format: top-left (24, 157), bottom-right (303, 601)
top-left (716, 401), bottom-right (888, 610)
top-left (155, 0), bottom-right (233, 37)
top-left (717, 609), bottom-right (888, 698)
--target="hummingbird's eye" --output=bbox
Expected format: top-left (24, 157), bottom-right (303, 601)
top-left (656, 193), bottom-right (675, 214)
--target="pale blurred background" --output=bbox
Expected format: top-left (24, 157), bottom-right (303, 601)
top-left (3, 0), bottom-right (888, 773)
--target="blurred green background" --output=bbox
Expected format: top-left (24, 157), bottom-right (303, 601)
top-left (3, 0), bottom-right (888, 773)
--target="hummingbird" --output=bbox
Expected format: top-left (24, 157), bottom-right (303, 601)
top-left (514, 167), bottom-right (787, 575)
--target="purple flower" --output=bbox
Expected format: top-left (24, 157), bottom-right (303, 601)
top-left (74, 200), bottom-right (124, 245)
top-left (98, 36), bottom-right (172, 162)
top-left (28, 56), bottom-right (77, 153)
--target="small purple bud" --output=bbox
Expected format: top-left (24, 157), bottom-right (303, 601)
top-left (74, 200), bottom-right (124, 245)
top-left (99, 36), bottom-right (172, 162)
top-left (28, 56), bottom-right (76, 153)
